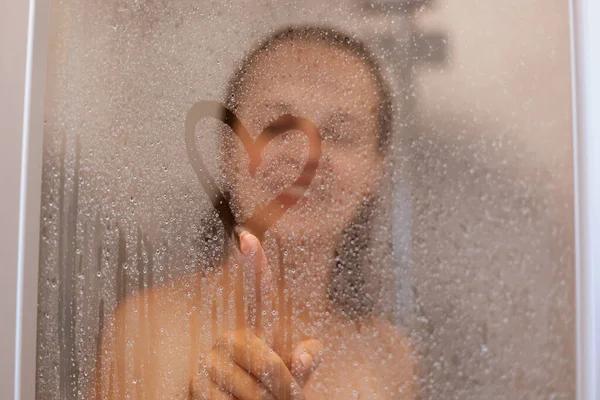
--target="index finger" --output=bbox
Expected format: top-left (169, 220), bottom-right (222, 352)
top-left (239, 232), bottom-right (277, 341)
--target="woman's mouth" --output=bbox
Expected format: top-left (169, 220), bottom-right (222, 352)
top-left (258, 169), bottom-right (330, 210)
top-left (277, 183), bottom-right (308, 207)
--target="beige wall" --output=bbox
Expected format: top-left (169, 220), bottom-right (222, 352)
top-left (409, 2), bottom-right (575, 398)
top-left (419, 0), bottom-right (572, 172)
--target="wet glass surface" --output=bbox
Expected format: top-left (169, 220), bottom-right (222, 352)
top-left (37, 1), bottom-right (574, 399)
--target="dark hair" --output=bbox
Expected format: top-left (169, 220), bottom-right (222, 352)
top-left (224, 25), bottom-right (393, 153)
top-left (222, 25), bottom-right (394, 318)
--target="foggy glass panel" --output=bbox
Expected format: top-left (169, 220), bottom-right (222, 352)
top-left (37, 1), bottom-right (574, 399)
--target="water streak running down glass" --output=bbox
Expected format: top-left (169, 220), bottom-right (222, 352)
top-left (37, 1), bottom-right (575, 399)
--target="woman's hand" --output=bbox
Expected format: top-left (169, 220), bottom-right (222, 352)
top-left (200, 232), bottom-right (323, 400)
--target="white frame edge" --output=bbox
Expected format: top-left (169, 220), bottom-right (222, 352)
top-left (570, 0), bottom-right (600, 399)
top-left (0, 0), bottom-right (49, 399)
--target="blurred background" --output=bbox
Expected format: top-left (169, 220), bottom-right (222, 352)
top-left (38, 0), bottom-right (574, 398)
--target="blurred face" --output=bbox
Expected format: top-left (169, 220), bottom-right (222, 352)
top-left (224, 39), bottom-right (384, 241)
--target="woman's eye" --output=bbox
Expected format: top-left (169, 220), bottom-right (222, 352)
top-left (322, 126), bottom-right (355, 145)
top-left (322, 124), bottom-right (342, 141)
top-left (322, 126), bottom-right (339, 142)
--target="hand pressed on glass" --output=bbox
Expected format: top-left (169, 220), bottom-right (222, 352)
top-left (196, 232), bottom-right (324, 400)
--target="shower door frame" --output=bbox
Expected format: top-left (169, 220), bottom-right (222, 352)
top-left (0, 0), bottom-right (597, 399)
top-left (1, 0), bottom-right (49, 399)
top-left (570, 0), bottom-right (600, 399)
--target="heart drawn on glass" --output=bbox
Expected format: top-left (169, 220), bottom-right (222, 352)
top-left (185, 100), bottom-right (321, 244)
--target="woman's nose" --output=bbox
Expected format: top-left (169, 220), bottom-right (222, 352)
top-left (265, 132), bottom-right (307, 167)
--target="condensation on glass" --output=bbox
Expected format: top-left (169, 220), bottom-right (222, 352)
top-left (37, 0), bottom-right (575, 399)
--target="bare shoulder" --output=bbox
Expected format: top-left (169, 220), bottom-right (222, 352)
top-left (366, 318), bottom-right (416, 397)
top-left (112, 273), bottom-right (205, 329)
top-left (370, 318), bottom-right (413, 352)
top-left (96, 272), bottom-right (216, 399)
top-left (103, 272), bottom-right (211, 362)
top-left (307, 317), bottom-right (416, 399)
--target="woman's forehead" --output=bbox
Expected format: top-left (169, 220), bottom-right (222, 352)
top-left (237, 40), bottom-right (380, 114)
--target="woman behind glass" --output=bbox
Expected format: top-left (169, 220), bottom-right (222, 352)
top-left (96, 26), bottom-right (415, 400)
